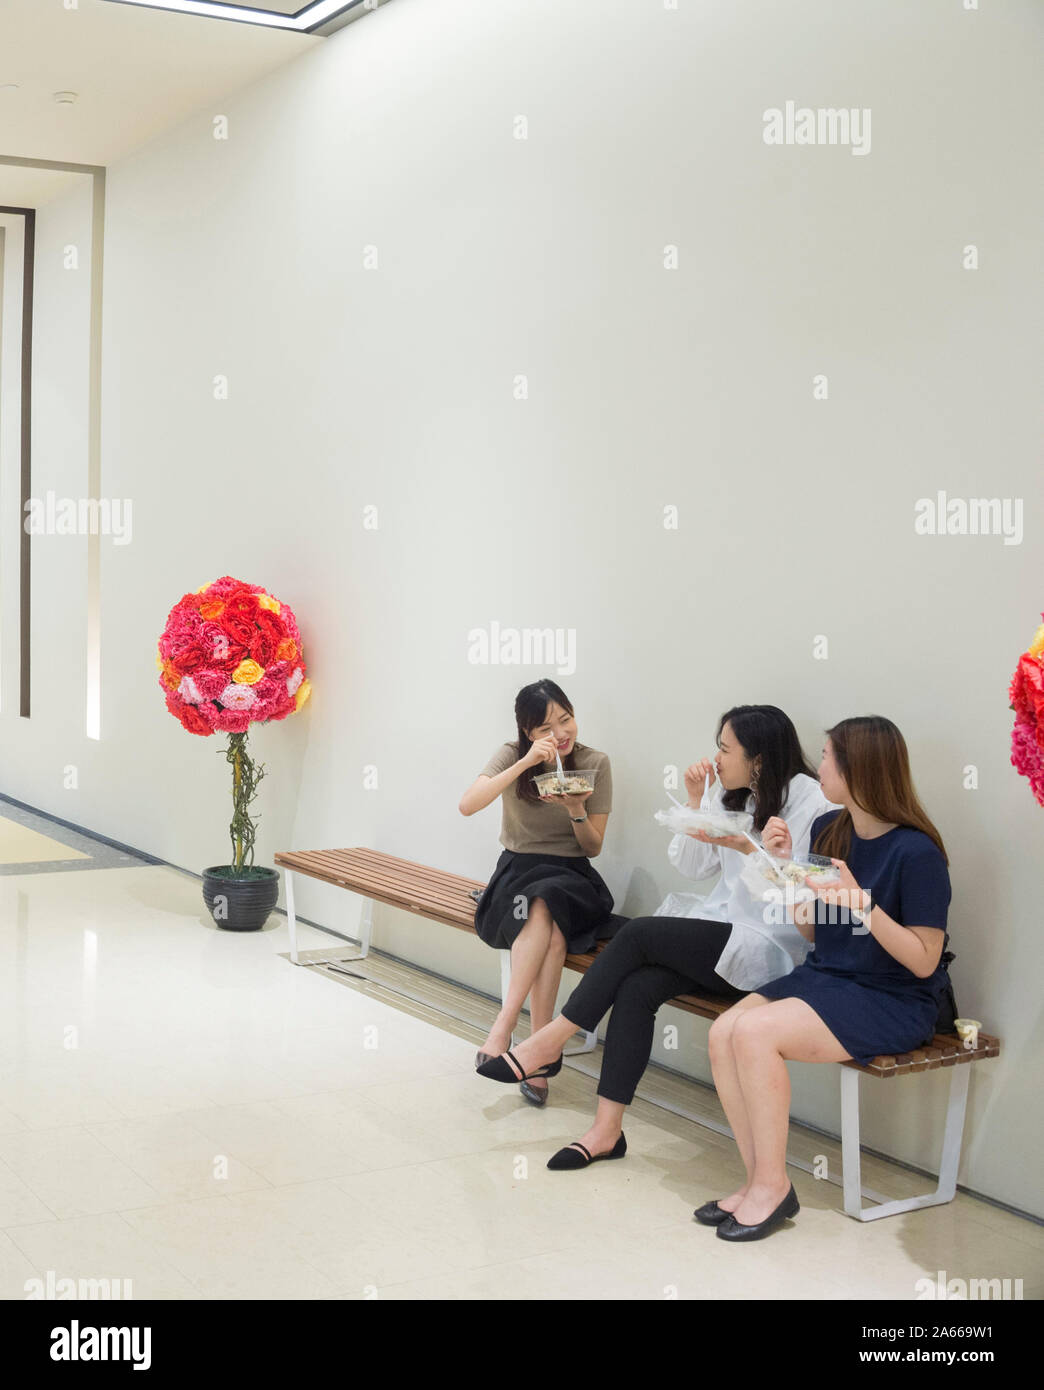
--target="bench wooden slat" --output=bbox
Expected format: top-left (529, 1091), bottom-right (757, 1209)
top-left (276, 847), bottom-right (1000, 1079)
top-left (348, 847), bottom-right (483, 890)
top-left (297, 854), bottom-right (478, 913)
top-left (285, 846), bottom-right (483, 897)
top-left (338, 859), bottom-right (479, 902)
top-left (277, 849), bottom-right (482, 899)
top-left (274, 850), bottom-right (482, 920)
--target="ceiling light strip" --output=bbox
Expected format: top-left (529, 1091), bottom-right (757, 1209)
top-left (104, 0), bottom-right (365, 33)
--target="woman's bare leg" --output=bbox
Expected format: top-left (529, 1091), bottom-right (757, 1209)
top-left (566, 1096), bottom-right (627, 1158)
top-left (517, 924), bottom-right (568, 1094)
top-left (728, 997), bottom-right (850, 1225)
top-left (477, 898), bottom-right (555, 1056)
top-left (707, 994), bottom-right (771, 1210)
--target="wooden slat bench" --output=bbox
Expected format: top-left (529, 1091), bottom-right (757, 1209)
top-left (273, 846), bottom-right (1000, 1222)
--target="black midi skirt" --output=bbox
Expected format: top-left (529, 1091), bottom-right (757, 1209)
top-left (474, 850), bottom-right (626, 953)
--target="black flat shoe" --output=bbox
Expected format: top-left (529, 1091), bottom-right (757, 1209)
top-left (716, 1184), bottom-right (799, 1241)
top-left (475, 1049), bottom-right (564, 1084)
top-left (693, 1199), bottom-right (732, 1225)
top-left (547, 1134), bottom-right (627, 1170)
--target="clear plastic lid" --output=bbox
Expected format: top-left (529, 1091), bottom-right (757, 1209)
top-left (653, 804), bottom-right (754, 837)
top-left (742, 851), bottom-right (840, 902)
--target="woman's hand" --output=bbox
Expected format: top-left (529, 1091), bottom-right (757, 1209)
top-left (686, 828), bottom-right (751, 853)
top-left (761, 816), bottom-right (792, 858)
top-left (683, 759), bottom-right (716, 808)
top-left (807, 859), bottom-right (870, 915)
top-left (524, 735), bottom-right (560, 768)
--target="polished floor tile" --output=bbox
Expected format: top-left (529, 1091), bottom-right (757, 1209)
top-left (0, 850), bottom-right (1038, 1300)
top-left (0, 818), bottom-right (90, 865)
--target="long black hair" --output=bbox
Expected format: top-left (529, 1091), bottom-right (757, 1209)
top-left (716, 705), bottom-right (818, 831)
top-left (513, 679), bottom-right (582, 802)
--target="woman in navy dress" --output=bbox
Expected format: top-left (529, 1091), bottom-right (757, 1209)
top-left (698, 715), bottom-right (952, 1242)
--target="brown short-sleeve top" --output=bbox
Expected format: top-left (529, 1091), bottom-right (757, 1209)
top-left (479, 742), bottom-right (613, 857)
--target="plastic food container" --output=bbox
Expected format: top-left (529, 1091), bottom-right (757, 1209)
top-left (954, 1018), bottom-right (981, 1051)
top-left (742, 851), bottom-right (840, 903)
top-left (653, 804), bottom-right (754, 838)
top-left (534, 769), bottom-right (597, 797)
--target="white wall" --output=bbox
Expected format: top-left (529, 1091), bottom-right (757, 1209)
top-left (3, 0), bottom-right (1042, 1215)
top-left (2, 178), bottom-right (93, 732)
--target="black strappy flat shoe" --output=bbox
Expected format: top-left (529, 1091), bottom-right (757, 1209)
top-left (475, 1049), bottom-right (563, 1084)
top-left (547, 1134), bottom-right (627, 1170)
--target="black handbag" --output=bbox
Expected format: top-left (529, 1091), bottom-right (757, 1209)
top-left (931, 949), bottom-right (959, 1036)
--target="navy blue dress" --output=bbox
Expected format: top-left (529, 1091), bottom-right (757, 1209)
top-left (755, 812), bottom-right (951, 1065)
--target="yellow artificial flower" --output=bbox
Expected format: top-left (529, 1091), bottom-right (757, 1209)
top-left (257, 593), bottom-right (281, 614)
top-left (231, 659), bottom-right (264, 685)
top-left (1029, 624), bottom-right (1044, 661)
top-left (155, 651), bottom-right (163, 669)
top-left (294, 679), bottom-right (312, 711)
top-left (195, 583), bottom-right (210, 594)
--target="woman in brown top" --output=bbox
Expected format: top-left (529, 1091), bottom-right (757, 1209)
top-left (459, 679), bottom-right (622, 1104)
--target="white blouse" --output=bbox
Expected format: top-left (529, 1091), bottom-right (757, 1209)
top-left (657, 773), bottom-right (841, 993)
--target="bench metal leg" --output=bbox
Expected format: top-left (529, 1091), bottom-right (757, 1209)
top-left (497, 950), bottom-right (597, 1053)
top-left (356, 897), bottom-right (374, 959)
top-left (284, 872), bottom-right (373, 968)
top-left (840, 1064), bottom-right (971, 1221)
top-left (286, 870), bottom-right (300, 964)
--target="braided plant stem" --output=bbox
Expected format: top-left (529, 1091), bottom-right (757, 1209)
top-left (223, 731), bottom-right (266, 874)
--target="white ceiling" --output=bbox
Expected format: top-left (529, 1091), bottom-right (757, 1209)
top-left (0, 0), bottom-right (321, 204)
top-left (0, 165), bottom-right (90, 211)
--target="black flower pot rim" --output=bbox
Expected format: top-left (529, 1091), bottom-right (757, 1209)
top-left (202, 865), bottom-right (279, 879)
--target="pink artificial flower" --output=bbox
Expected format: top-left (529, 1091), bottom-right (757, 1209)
top-left (1011, 719), bottom-right (1044, 806)
top-left (192, 669), bottom-right (228, 700)
top-left (213, 708), bottom-right (253, 734)
top-left (219, 683), bottom-right (257, 711)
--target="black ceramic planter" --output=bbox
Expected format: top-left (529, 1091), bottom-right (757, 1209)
top-left (202, 865), bottom-right (279, 931)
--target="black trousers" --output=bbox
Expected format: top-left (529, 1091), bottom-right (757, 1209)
top-left (561, 915), bottom-right (746, 1105)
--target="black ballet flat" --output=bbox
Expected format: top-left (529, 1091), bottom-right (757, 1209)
top-left (716, 1184), bottom-right (799, 1241)
top-left (692, 1199), bottom-right (732, 1226)
top-left (547, 1134), bottom-right (627, 1170)
top-left (475, 1049), bottom-right (563, 1084)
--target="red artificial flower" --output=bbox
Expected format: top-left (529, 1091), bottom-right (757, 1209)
top-left (157, 578), bottom-right (308, 738)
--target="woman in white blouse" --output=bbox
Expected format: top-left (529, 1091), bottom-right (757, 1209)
top-left (475, 705), bottom-right (838, 1169)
